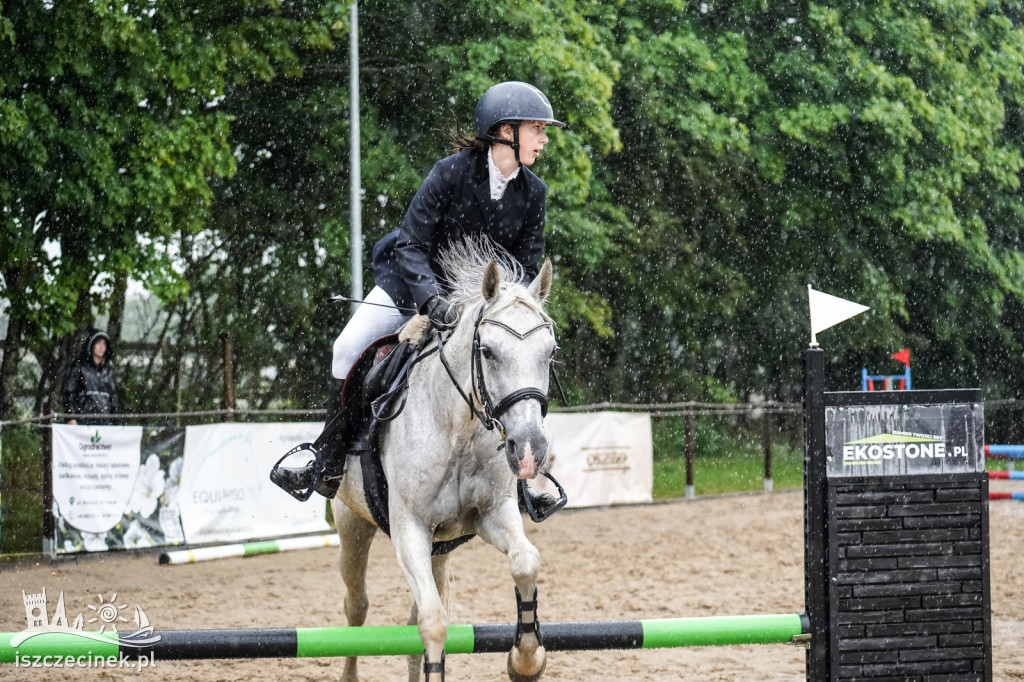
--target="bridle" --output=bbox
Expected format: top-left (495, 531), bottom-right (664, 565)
top-left (417, 294), bottom-right (569, 521)
top-left (437, 299), bottom-right (552, 441)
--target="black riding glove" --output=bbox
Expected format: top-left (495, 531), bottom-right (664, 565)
top-left (423, 295), bottom-right (456, 330)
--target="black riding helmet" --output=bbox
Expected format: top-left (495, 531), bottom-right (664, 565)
top-left (474, 81), bottom-right (566, 164)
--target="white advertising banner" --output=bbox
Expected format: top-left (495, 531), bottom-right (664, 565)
top-left (179, 423), bottom-right (330, 544)
top-left (52, 425), bottom-right (144, 535)
top-left (534, 412), bottom-right (653, 508)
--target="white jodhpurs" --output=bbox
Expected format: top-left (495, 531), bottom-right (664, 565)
top-left (331, 286), bottom-right (415, 380)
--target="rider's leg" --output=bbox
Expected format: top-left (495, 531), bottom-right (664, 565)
top-left (276, 287), bottom-right (412, 499)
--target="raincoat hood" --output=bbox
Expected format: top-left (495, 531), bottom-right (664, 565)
top-left (80, 329), bottom-right (112, 363)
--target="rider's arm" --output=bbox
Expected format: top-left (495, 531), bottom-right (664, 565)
top-left (395, 158), bottom-right (456, 312)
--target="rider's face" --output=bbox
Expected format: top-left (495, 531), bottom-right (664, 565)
top-left (499, 121), bottom-right (548, 166)
top-left (514, 121), bottom-right (548, 166)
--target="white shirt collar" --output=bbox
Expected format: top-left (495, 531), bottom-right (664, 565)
top-left (487, 147), bottom-right (520, 201)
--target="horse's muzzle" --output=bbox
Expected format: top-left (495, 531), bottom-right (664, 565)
top-left (506, 429), bottom-right (548, 480)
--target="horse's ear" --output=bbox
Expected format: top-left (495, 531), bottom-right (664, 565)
top-left (482, 261), bottom-right (501, 301)
top-left (528, 258), bottom-right (553, 303)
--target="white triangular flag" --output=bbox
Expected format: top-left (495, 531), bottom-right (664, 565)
top-left (808, 285), bottom-right (869, 346)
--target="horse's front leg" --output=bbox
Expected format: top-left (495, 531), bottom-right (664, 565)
top-left (406, 553), bottom-right (453, 682)
top-left (478, 502), bottom-right (546, 682)
top-left (391, 518), bottom-right (448, 682)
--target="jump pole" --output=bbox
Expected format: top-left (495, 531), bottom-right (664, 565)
top-left (985, 444), bottom-right (1024, 459)
top-left (158, 534), bottom-right (339, 565)
top-left (986, 470), bottom-right (1024, 480)
top-left (0, 614), bottom-right (809, 662)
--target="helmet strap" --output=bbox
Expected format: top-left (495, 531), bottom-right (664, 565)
top-left (488, 122), bottom-right (522, 166)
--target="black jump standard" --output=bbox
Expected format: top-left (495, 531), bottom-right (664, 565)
top-left (803, 347), bottom-right (992, 681)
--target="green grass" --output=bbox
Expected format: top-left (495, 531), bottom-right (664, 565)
top-left (0, 425), bottom-right (44, 557)
top-left (653, 446), bottom-right (803, 499)
top-left (650, 414), bottom-right (803, 500)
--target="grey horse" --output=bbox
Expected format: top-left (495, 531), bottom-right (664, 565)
top-left (332, 241), bottom-right (556, 682)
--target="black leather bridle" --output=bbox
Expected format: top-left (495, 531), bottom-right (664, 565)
top-left (437, 301), bottom-right (552, 439)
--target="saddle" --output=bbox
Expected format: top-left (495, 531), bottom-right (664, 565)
top-left (342, 331), bottom-right (475, 556)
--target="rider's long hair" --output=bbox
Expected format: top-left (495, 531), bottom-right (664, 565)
top-left (444, 119), bottom-right (489, 153)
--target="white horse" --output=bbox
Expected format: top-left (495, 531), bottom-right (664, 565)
top-left (332, 242), bottom-right (557, 682)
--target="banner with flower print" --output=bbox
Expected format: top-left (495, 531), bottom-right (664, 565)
top-left (177, 422), bottom-right (330, 545)
top-left (53, 425), bottom-right (186, 554)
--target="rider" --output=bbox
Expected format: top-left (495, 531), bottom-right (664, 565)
top-left (276, 81), bottom-right (564, 515)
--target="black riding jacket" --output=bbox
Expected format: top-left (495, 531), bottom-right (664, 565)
top-left (371, 148), bottom-right (546, 312)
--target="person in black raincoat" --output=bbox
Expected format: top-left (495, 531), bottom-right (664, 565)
top-left (274, 81), bottom-right (565, 513)
top-left (64, 329), bottom-right (119, 425)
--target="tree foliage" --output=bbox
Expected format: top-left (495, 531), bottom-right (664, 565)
top-left (3, 0), bottom-right (1024, 419)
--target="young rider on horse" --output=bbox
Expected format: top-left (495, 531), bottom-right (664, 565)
top-left (276, 81), bottom-right (564, 515)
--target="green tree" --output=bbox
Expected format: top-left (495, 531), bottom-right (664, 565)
top-left (0, 1), bottom-right (330, 418)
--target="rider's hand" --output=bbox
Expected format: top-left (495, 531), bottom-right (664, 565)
top-left (423, 295), bottom-right (456, 330)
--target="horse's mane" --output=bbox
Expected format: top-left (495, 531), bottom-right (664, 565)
top-left (437, 238), bottom-right (550, 323)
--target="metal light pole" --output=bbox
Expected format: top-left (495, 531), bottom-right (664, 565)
top-left (349, 1), bottom-right (362, 313)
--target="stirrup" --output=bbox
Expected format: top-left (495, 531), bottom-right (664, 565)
top-left (269, 443), bottom-right (322, 501)
top-left (519, 473), bottom-right (567, 522)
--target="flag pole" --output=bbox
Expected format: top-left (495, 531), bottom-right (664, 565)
top-left (808, 285), bottom-right (819, 348)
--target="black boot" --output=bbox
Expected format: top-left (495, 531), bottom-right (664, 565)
top-left (518, 483), bottom-right (559, 520)
top-left (271, 378), bottom-right (352, 500)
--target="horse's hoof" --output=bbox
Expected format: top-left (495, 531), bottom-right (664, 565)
top-left (507, 647), bottom-right (547, 682)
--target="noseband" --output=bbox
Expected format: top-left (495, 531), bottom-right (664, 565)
top-left (437, 300), bottom-right (552, 439)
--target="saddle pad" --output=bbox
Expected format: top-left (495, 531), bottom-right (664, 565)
top-left (340, 333), bottom-right (400, 414)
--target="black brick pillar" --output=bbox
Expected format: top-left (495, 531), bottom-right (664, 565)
top-left (829, 476), bottom-right (992, 680)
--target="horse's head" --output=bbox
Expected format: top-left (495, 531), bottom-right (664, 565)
top-left (473, 258), bottom-right (555, 480)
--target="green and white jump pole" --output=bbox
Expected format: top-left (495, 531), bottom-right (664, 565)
top-left (158, 534), bottom-right (339, 565)
top-left (0, 614), bottom-right (809, 662)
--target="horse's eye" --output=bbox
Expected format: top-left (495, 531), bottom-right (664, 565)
top-left (480, 346), bottom-right (494, 360)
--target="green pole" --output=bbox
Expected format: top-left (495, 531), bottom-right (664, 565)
top-left (296, 624), bottom-right (476, 657)
top-left (641, 613), bottom-right (805, 648)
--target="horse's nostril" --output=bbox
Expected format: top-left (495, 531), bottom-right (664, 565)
top-left (506, 438), bottom-right (517, 457)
